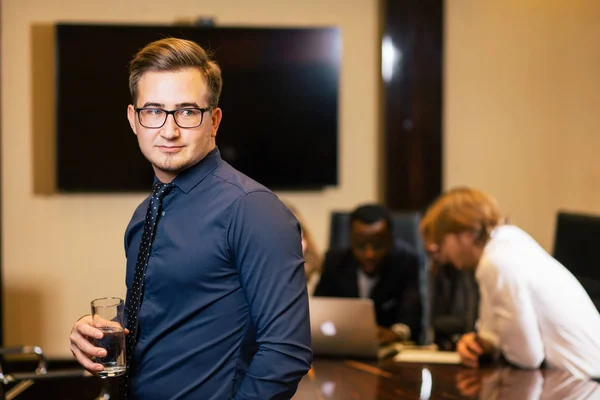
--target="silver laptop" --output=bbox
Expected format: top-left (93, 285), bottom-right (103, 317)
top-left (309, 297), bottom-right (381, 359)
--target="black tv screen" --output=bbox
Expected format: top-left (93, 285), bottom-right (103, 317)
top-left (55, 23), bottom-right (340, 192)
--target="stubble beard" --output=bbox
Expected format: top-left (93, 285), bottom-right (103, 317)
top-left (150, 153), bottom-right (188, 175)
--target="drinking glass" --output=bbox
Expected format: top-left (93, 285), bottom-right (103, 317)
top-left (90, 297), bottom-right (126, 378)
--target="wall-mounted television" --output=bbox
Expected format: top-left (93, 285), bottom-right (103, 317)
top-left (55, 23), bottom-right (341, 192)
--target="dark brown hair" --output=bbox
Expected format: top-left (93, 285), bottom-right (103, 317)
top-left (129, 38), bottom-right (222, 108)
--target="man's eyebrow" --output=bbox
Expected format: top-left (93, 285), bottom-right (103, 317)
top-left (176, 102), bottom-right (200, 108)
top-left (141, 102), bottom-right (163, 108)
top-left (139, 102), bottom-right (202, 109)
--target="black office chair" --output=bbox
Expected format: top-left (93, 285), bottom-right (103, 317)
top-left (328, 210), bottom-right (430, 343)
top-left (552, 211), bottom-right (600, 312)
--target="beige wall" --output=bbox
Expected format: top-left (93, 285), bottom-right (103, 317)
top-left (446, 0), bottom-right (600, 251)
top-left (3, 0), bottom-right (600, 358)
top-left (1, 0), bottom-right (380, 356)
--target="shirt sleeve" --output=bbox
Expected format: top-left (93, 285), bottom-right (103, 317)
top-left (477, 256), bottom-right (545, 369)
top-left (227, 191), bottom-right (313, 399)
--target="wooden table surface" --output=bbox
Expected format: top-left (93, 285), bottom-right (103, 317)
top-left (2, 356), bottom-right (599, 399)
top-left (293, 357), bottom-right (600, 399)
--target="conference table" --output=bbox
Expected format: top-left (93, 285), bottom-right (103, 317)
top-left (295, 357), bottom-right (600, 399)
top-left (2, 356), bottom-right (599, 399)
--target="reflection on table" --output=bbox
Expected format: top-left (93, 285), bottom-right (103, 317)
top-left (294, 357), bottom-right (600, 399)
top-left (456, 367), bottom-right (600, 400)
top-left (1, 356), bottom-right (598, 399)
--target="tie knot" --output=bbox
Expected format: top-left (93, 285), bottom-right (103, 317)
top-left (152, 182), bottom-right (174, 200)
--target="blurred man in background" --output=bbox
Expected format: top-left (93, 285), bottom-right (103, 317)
top-left (315, 204), bottom-right (422, 344)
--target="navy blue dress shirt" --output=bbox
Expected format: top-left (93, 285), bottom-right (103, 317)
top-left (123, 147), bottom-right (312, 399)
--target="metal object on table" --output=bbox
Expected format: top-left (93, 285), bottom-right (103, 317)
top-left (0, 346), bottom-right (91, 400)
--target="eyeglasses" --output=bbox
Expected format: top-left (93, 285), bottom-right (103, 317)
top-left (351, 239), bottom-right (390, 252)
top-left (134, 107), bottom-right (212, 129)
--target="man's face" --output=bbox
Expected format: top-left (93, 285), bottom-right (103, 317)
top-left (127, 67), bottom-right (222, 183)
top-left (427, 232), bottom-right (479, 271)
top-left (350, 220), bottom-right (392, 276)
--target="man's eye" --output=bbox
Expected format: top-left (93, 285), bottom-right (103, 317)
top-left (143, 108), bottom-right (162, 116)
top-left (179, 109), bottom-right (199, 117)
top-left (352, 241), bottom-right (387, 251)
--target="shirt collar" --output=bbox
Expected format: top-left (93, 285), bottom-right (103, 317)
top-left (154, 146), bottom-right (223, 194)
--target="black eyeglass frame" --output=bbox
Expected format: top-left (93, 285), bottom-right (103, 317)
top-left (134, 107), bottom-right (212, 129)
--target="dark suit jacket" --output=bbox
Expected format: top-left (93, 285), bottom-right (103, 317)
top-left (314, 245), bottom-right (423, 342)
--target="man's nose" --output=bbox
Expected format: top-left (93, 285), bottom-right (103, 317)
top-left (160, 113), bottom-right (180, 138)
top-left (364, 245), bottom-right (375, 259)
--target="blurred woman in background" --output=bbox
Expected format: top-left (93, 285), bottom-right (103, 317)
top-left (285, 202), bottom-right (322, 295)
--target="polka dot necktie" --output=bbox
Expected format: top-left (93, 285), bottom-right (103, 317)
top-left (120, 181), bottom-right (174, 399)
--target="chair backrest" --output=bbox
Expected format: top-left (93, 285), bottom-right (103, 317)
top-left (328, 210), bottom-right (429, 343)
top-left (552, 211), bottom-right (600, 312)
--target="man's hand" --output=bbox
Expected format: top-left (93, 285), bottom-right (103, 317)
top-left (69, 315), bottom-right (129, 374)
top-left (456, 332), bottom-right (495, 368)
top-left (455, 368), bottom-right (499, 398)
top-left (455, 369), bottom-right (483, 398)
top-left (377, 326), bottom-right (399, 345)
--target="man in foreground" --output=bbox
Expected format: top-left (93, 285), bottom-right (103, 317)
top-left (70, 38), bottom-right (312, 399)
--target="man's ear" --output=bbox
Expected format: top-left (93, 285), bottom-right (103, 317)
top-left (127, 104), bottom-right (138, 135)
top-left (210, 107), bottom-right (222, 138)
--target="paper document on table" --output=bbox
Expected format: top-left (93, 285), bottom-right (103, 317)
top-left (393, 349), bottom-right (461, 364)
